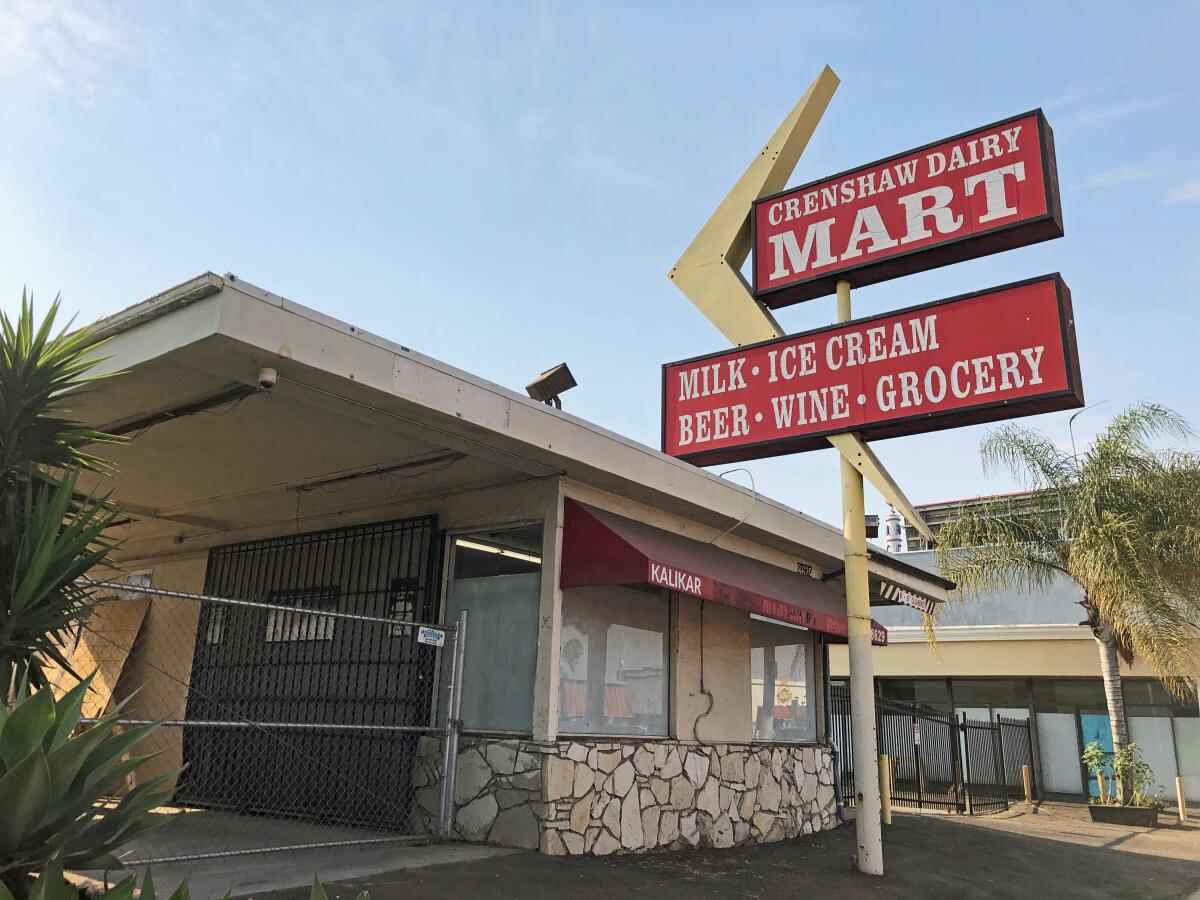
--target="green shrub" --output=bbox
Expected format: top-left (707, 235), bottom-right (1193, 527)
top-left (1112, 743), bottom-right (1161, 809)
top-left (0, 675), bottom-right (172, 897)
top-left (1081, 740), bottom-right (1161, 808)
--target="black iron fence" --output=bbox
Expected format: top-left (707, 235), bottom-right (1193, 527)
top-left (830, 684), bottom-right (1034, 816)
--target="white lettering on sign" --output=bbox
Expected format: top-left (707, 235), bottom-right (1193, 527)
top-left (649, 562), bottom-right (702, 597)
top-left (751, 113), bottom-right (1062, 309)
top-left (417, 626), bottom-right (446, 647)
top-left (874, 345), bottom-right (1044, 413)
top-left (763, 128), bottom-right (1024, 228)
top-left (766, 159), bottom-right (1027, 280)
top-left (663, 276), bottom-right (1081, 465)
top-left (880, 582), bottom-right (935, 615)
top-left (677, 359), bottom-right (748, 401)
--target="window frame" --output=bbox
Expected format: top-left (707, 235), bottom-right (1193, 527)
top-left (749, 615), bottom-right (819, 744)
top-left (556, 584), bottom-right (672, 739)
top-left (439, 522), bottom-right (546, 736)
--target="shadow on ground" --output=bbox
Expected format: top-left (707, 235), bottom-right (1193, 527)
top-left (254, 811), bottom-right (1200, 900)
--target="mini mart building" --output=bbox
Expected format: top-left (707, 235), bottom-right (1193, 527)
top-left (67, 272), bottom-right (950, 857)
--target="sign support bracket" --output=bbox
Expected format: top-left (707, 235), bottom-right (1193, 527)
top-left (666, 65), bottom-right (936, 546)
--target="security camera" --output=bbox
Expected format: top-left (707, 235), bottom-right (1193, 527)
top-left (257, 367), bottom-right (278, 390)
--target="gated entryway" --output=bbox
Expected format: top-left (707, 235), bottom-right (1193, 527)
top-left (71, 515), bottom-right (469, 864)
top-left (830, 684), bottom-right (1034, 815)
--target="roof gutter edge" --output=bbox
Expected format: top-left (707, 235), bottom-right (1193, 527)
top-left (86, 272), bottom-right (225, 345)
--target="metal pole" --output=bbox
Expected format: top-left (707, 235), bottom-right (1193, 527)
top-left (78, 578), bottom-right (442, 629)
top-left (837, 279), bottom-right (884, 876)
top-left (961, 713), bottom-right (974, 815)
top-left (950, 711), bottom-right (965, 814)
top-left (913, 710), bottom-right (924, 810)
top-left (878, 755), bottom-right (893, 825)
top-left (438, 609), bottom-right (468, 838)
top-left (992, 720), bottom-right (1008, 811)
top-left (77, 718), bottom-right (445, 733)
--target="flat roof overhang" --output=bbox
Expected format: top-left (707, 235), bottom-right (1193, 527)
top-left (562, 500), bottom-right (887, 644)
top-left (75, 272), bottom-right (953, 610)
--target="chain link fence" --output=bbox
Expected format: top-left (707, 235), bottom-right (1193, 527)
top-left (53, 516), bottom-right (466, 865)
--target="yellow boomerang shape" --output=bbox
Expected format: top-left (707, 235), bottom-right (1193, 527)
top-left (667, 65), bottom-right (935, 545)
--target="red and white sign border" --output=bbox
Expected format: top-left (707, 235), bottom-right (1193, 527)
top-left (750, 108), bottom-right (1063, 308)
top-left (661, 273), bottom-right (1083, 467)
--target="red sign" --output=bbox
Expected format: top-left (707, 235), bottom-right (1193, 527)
top-left (662, 274), bottom-right (1082, 466)
top-left (752, 111), bottom-right (1062, 308)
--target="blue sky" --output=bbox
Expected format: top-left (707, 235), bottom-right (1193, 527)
top-left (2, 1), bottom-right (1197, 531)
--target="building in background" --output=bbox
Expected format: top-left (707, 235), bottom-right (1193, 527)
top-left (58, 272), bottom-right (951, 860)
top-left (829, 492), bottom-right (1200, 805)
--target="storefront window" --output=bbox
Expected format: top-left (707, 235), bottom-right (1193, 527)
top-left (951, 679), bottom-right (1030, 711)
top-left (558, 586), bottom-right (669, 736)
top-left (750, 617), bottom-right (815, 742)
top-left (1031, 678), bottom-right (1107, 712)
top-left (443, 526), bottom-right (542, 733)
top-left (879, 678), bottom-right (951, 711)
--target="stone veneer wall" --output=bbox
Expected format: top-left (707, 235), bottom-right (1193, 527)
top-left (411, 735), bottom-right (546, 849)
top-left (413, 736), bottom-right (838, 855)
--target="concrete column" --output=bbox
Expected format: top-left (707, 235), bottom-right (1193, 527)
top-left (531, 480), bottom-right (565, 743)
top-left (671, 594), bottom-right (752, 743)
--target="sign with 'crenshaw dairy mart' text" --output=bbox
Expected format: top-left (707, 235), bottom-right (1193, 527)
top-left (752, 111), bottom-right (1063, 307)
top-left (662, 275), bottom-right (1082, 466)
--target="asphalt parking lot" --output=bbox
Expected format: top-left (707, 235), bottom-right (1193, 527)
top-left (254, 806), bottom-right (1200, 899)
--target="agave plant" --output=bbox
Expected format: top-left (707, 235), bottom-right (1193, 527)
top-left (0, 863), bottom-right (364, 900)
top-left (0, 293), bottom-right (123, 700)
top-left (0, 473), bottom-right (122, 702)
top-left (0, 856), bottom-right (191, 900)
top-left (0, 675), bottom-right (173, 897)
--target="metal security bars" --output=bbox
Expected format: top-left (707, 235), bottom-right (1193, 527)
top-left (958, 715), bottom-right (1008, 814)
top-left (830, 685), bottom-right (1034, 816)
top-left (997, 714), bottom-right (1037, 802)
top-left (63, 515), bottom-right (466, 865)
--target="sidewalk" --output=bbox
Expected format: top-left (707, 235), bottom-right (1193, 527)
top-left (252, 810), bottom-right (1200, 899)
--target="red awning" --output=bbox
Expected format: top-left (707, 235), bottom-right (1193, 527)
top-left (561, 499), bottom-right (886, 645)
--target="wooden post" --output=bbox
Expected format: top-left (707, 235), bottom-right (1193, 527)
top-left (1177, 777), bottom-right (1189, 822)
top-left (1097, 771), bottom-right (1107, 805)
top-left (1022, 764), bottom-right (1034, 806)
top-left (883, 758), bottom-right (892, 830)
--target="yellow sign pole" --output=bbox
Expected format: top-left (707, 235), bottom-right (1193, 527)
top-left (667, 66), bottom-right (943, 876)
top-left (837, 279), bottom-right (884, 874)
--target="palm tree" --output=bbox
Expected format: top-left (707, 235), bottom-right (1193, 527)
top-left (0, 293), bottom-right (123, 700)
top-left (934, 403), bottom-right (1200, 797)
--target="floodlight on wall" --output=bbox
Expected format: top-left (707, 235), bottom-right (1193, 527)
top-left (525, 363), bottom-right (577, 409)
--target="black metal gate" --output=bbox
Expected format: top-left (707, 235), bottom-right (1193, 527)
top-left (177, 516), bottom-right (442, 829)
top-left (830, 684), bottom-right (1034, 816)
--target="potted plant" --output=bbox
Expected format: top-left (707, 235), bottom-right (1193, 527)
top-left (1082, 741), bottom-right (1161, 827)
